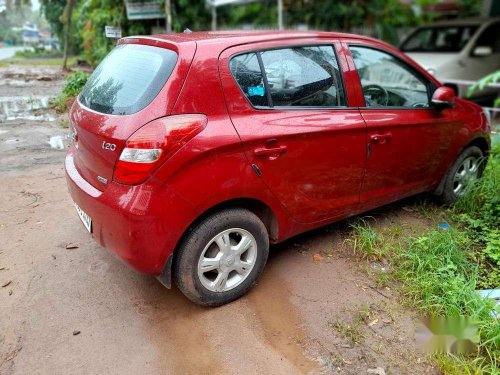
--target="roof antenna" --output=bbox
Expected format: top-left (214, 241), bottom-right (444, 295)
top-left (184, 28), bottom-right (192, 34)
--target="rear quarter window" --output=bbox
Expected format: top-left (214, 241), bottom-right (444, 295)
top-left (79, 44), bottom-right (177, 115)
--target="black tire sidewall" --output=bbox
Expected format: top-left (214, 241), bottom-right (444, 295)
top-left (173, 208), bottom-right (269, 307)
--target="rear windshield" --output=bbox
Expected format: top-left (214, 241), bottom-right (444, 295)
top-left (79, 44), bottom-right (177, 115)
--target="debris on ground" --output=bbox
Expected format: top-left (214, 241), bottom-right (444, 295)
top-left (2, 280), bottom-right (12, 287)
top-left (65, 243), bottom-right (79, 250)
top-left (370, 262), bottom-right (388, 272)
top-left (367, 367), bottom-right (386, 375)
top-left (4, 346), bottom-right (22, 362)
top-left (72, 330), bottom-right (81, 336)
top-left (368, 318), bottom-right (379, 326)
top-left (313, 254), bottom-right (324, 262)
top-left (438, 223), bottom-right (450, 230)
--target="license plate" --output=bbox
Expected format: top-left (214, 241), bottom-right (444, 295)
top-left (74, 203), bottom-right (92, 233)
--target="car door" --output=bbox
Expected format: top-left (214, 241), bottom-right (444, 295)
top-left (345, 43), bottom-right (459, 205)
top-left (219, 41), bottom-right (367, 224)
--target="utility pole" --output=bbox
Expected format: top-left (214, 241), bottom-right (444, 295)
top-left (165, 0), bottom-right (172, 32)
top-left (277, 0), bottom-right (283, 30)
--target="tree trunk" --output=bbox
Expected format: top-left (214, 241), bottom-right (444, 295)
top-left (62, 0), bottom-right (75, 71)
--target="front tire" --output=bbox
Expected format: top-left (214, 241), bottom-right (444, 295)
top-left (438, 146), bottom-right (485, 205)
top-left (173, 208), bottom-right (269, 307)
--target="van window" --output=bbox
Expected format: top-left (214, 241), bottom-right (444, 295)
top-left (79, 44), bottom-right (177, 115)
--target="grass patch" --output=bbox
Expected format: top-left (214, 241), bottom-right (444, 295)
top-left (13, 49), bottom-right (63, 59)
top-left (348, 224), bottom-right (499, 373)
top-left (453, 143), bottom-right (500, 289)
top-left (0, 56), bottom-right (78, 68)
top-left (346, 218), bottom-right (389, 261)
top-left (327, 318), bottom-right (364, 344)
top-left (344, 139), bottom-right (500, 373)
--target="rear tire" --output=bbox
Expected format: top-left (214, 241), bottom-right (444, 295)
top-left (438, 146), bottom-right (485, 206)
top-left (173, 208), bottom-right (269, 307)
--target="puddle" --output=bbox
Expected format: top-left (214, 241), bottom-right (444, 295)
top-left (247, 270), bottom-right (320, 373)
top-left (0, 96), bottom-right (56, 122)
top-left (0, 79), bottom-right (34, 87)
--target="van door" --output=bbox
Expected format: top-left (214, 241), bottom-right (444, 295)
top-left (219, 42), bottom-right (367, 224)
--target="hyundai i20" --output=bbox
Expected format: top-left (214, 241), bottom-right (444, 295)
top-left (66, 31), bottom-right (491, 306)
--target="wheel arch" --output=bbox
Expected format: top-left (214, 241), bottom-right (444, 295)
top-left (434, 135), bottom-right (490, 196)
top-left (157, 197), bottom-right (280, 289)
top-left (466, 136), bottom-right (490, 158)
top-left (184, 197), bottom-right (279, 244)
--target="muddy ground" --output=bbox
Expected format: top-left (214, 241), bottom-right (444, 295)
top-left (0, 64), bottom-right (440, 375)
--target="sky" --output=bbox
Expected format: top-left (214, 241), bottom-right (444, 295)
top-left (32, 0), bottom-right (40, 11)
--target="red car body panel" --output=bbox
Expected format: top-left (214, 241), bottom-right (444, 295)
top-left (65, 31), bottom-right (490, 279)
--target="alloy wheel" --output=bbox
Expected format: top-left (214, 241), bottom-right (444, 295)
top-left (453, 156), bottom-right (480, 196)
top-left (197, 228), bottom-right (257, 292)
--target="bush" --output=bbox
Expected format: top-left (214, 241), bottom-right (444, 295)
top-left (62, 71), bottom-right (89, 97)
top-left (51, 70), bottom-right (89, 112)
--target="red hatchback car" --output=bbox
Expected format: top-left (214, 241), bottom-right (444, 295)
top-left (66, 31), bottom-right (491, 306)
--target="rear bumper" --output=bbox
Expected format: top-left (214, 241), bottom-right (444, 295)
top-left (65, 146), bottom-right (192, 275)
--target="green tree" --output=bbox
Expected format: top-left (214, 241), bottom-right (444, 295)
top-left (40, 0), bottom-right (66, 41)
top-left (62, 0), bottom-right (75, 70)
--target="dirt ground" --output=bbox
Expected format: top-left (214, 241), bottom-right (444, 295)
top-left (0, 65), bottom-right (440, 375)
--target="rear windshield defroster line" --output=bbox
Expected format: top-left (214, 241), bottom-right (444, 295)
top-left (79, 44), bottom-right (178, 116)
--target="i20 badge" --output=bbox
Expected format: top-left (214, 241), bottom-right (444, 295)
top-left (102, 141), bottom-right (116, 151)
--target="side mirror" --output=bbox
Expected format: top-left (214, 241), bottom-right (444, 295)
top-left (431, 87), bottom-right (455, 110)
top-left (472, 46), bottom-right (493, 57)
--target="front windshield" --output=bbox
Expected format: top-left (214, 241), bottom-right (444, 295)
top-left (401, 25), bottom-right (478, 53)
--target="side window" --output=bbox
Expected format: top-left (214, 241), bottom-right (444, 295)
top-left (230, 53), bottom-right (268, 107)
top-left (350, 46), bottom-right (430, 108)
top-left (475, 22), bottom-right (500, 53)
top-left (229, 46), bottom-right (345, 108)
top-left (260, 46), bottom-right (345, 107)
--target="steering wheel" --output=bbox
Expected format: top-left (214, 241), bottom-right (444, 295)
top-left (412, 102), bottom-right (428, 108)
top-left (363, 84), bottom-right (389, 106)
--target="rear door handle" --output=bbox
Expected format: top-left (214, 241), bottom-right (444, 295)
top-left (253, 145), bottom-right (288, 158)
top-left (370, 133), bottom-right (392, 144)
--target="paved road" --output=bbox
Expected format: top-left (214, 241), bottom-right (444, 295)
top-left (0, 46), bottom-right (25, 60)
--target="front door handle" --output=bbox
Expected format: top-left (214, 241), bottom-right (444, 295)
top-left (370, 133), bottom-right (392, 144)
top-left (253, 145), bottom-right (288, 158)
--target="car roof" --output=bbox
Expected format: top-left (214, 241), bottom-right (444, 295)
top-left (127, 30), bottom-right (380, 48)
top-left (419, 17), bottom-right (500, 27)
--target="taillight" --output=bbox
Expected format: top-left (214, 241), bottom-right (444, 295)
top-left (113, 114), bottom-right (207, 185)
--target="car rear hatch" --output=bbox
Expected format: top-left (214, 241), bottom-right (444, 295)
top-left (70, 38), bottom-right (196, 190)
